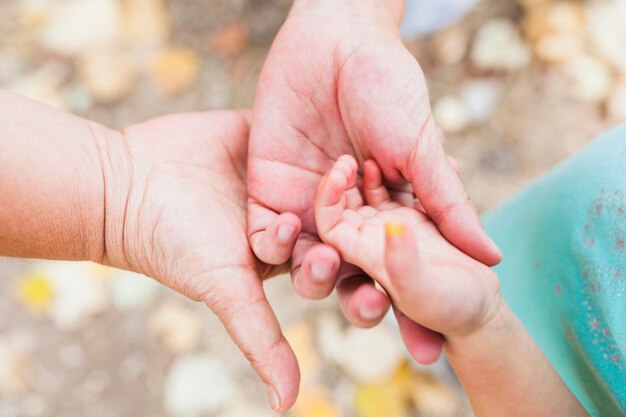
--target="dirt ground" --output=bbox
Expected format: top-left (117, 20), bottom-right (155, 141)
top-left (0, 0), bottom-right (623, 416)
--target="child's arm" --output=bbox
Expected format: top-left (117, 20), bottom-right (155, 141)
top-left (316, 155), bottom-right (588, 417)
top-left (0, 89), bottom-right (123, 262)
top-left (385, 226), bottom-right (588, 417)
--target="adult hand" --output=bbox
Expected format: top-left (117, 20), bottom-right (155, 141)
top-left (101, 112), bottom-right (298, 411)
top-left (247, 0), bottom-right (501, 354)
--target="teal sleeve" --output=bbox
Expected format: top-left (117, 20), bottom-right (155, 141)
top-left (483, 125), bottom-right (626, 417)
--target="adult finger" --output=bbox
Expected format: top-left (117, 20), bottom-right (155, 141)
top-left (248, 200), bottom-right (301, 265)
top-left (335, 263), bottom-right (390, 327)
top-left (290, 236), bottom-right (340, 300)
top-left (404, 121), bottom-right (501, 266)
top-left (202, 269), bottom-right (300, 412)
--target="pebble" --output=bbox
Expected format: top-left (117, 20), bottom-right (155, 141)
top-left (44, 262), bottom-right (108, 330)
top-left (434, 27), bottom-right (469, 66)
top-left (7, 63), bottom-right (69, 110)
top-left (433, 95), bottom-right (469, 133)
top-left (471, 19), bottom-right (532, 72)
top-left (222, 405), bottom-right (275, 417)
top-left (109, 270), bottom-right (159, 311)
top-left (0, 332), bottom-right (34, 396)
top-left (122, 0), bottom-right (170, 46)
top-left (339, 326), bottom-right (404, 384)
top-left (563, 54), bottom-right (614, 104)
top-left (148, 301), bottom-right (203, 354)
top-left (459, 79), bottom-right (502, 124)
top-left (150, 47), bottom-right (200, 96)
top-left (78, 46), bottom-right (136, 103)
top-left (587, 1), bottom-right (626, 71)
top-left (410, 374), bottom-right (458, 417)
top-left (523, 2), bottom-right (586, 63)
top-left (164, 353), bottom-right (235, 417)
top-left (39, 0), bottom-right (122, 56)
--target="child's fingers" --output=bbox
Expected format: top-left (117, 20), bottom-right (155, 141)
top-left (315, 155), bottom-right (358, 236)
top-left (393, 306), bottom-right (443, 365)
top-left (336, 263), bottom-right (390, 327)
top-left (248, 205), bottom-right (302, 265)
top-left (363, 159), bottom-right (392, 208)
top-left (384, 222), bottom-right (430, 310)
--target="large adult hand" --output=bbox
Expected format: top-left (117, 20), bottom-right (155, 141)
top-left (101, 112), bottom-right (298, 411)
top-left (248, 0), bottom-right (501, 352)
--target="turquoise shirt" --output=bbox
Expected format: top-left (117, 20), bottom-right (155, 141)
top-left (483, 125), bottom-right (626, 417)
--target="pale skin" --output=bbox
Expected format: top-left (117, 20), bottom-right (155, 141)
top-left (248, 0), bottom-right (501, 372)
top-left (0, 90), bottom-right (299, 410)
top-left (315, 155), bottom-right (589, 417)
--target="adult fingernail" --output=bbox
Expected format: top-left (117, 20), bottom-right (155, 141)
top-left (311, 261), bottom-right (333, 282)
top-left (277, 225), bottom-right (297, 244)
top-left (266, 385), bottom-right (281, 411)
top-left (385, 222), bottom-right (405, 237)
top-left (360, 305), bottom-right (385, 321)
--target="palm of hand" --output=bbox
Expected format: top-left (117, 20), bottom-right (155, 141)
top-left (248, 12), bottom-right (432, 249)
top-left (121, 112), bottom-right (272, 294)
top-left (316, 156), bottom-right (499, 336)
top-left (116, 112), bottom-right (298, 409)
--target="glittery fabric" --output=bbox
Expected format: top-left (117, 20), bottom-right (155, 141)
top-left (483, 125), bottom-right (626, 417)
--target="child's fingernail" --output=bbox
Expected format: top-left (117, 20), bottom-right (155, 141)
top-left (360, 305), bottom-right (385, 321)
top-left (277, 225), bottom-right (297, 244)
top-left (311, 260), bottom-right (333, 282)
top-left (385, 222), bottom-right (406, 237)
top-left (266, 385), bottom-right (281, 411)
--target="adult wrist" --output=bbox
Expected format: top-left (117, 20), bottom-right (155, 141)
top-left (290, 0), bottom-right (406, 29)
top-left (90, 125), bottom-right (133, 270)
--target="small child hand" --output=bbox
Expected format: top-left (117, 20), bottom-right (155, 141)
top-left (315, 155), bottom-right (501, 338)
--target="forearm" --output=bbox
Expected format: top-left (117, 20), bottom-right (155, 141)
top-left (446, 300), bottom-right (588, 417)
top-left (0, 89), bottom-right (122, 263)
top-left (290, 0), bottom-right (406, 27)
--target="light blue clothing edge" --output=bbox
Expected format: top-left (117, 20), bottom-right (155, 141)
top-left (483, 125), bottom-right (626, 417)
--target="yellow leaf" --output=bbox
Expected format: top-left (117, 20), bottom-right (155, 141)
top-left (292, 390), bottom-right (341, 417)
top-left (17, 273), bottom-right (54, 311)
top-left (354, 384), bottom-right (408, 417)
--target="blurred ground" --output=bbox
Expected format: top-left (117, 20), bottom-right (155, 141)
top-left (1, 0), bottom-right (625, 416)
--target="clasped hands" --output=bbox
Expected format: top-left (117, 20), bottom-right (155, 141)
top-left (98, 1), bottom-right (502, 411)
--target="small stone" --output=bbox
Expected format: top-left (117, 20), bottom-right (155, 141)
top-left (433, 95), bottom-right (469, 134)
top-left (471, 19), bottom-right (532, 72)
top-left (434, 27), bottom-right (469, 66)
top-left (164, 353), bottom-right (235, 417)
top-left (44, 262), bottom-right (108, 330)
top-left (19, 395), bottom-right (47, 417)
top-left (608, 79), bottom-right (626, 122)
top-left (121, 0), bottom-right (170, 46)
top-left (150, 47), bottom-right (200, 96)
top-left (78, 46), bottom-right (136, 103)
top-left (293, 390), bottom-right (341, 417)
top-left (522, 2), bottom-right (586, 63)
top-left (148, 301), bottom-right (203, 354)
top-left (459, 79), bottom-right (502, 124)
top-left (587, 1), bottom-right (626, 71)
top-left (210, 20), bottom-right (248, 56)
top-left (340, 326), bottom-right (404, 384)
top-left (7, 63), bottom-right (69, 110)
top-left (410, 373), bottom-right (458, 417)
top-left (563, 54), bottom-right (614, 104)
top-left (284, 321), bottom-right (320, 389)
top-left (39, 0), bottom-right (122, 56)
top-left (109, 270), bottom-right (159, 311)
top-left (0, 332), bottom-right (35, 397)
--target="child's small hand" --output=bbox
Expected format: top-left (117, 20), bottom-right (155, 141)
top-left (315, 155), bottom-right (501, 339)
